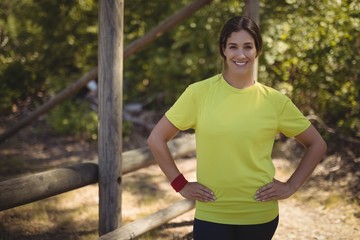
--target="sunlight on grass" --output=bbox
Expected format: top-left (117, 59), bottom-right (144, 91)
top-left (0, 185), bottom-right (99, 239)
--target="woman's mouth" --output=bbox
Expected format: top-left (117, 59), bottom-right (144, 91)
top-left (233, 61), bottom-right (247, 66)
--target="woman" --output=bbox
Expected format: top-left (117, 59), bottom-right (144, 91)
top-left (147, 16), bottom-right (327, 240)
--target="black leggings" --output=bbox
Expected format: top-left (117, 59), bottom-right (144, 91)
top-left (193, 215), bottom-right (279, 240)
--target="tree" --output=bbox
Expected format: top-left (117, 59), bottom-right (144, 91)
top-left (0, 0), bottom-right (358, 144)
top-left (259, 0), bottom-right (359, 140)
top-left (0, 0), bottom-right (98, 114)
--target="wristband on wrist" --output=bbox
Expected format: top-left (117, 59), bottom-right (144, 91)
top-left (170, 173), bottom-right (188, 192)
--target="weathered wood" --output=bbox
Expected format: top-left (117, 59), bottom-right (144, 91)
top-left (98, 0), bottom-right (124, 236)
top-left (99, 199), bottom-right (195, 240)
top-left (0, 162), bottom-right (98, 211)
top-left (0, 135), bottom-right (195, 211)
top-left (244, 0), bottom-right (259, 82)
top-left (122, 134), bottom-right (195, 174)
top-left (0, 0), bottom-right (213, 145)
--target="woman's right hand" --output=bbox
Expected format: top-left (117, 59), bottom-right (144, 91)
top-left (179, 182), bottom-right (216, 202)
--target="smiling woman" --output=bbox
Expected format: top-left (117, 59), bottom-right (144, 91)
top-left (221, 30), bottom-right (257, 89)
top-left (147, 16), bottom-right (327, 240)
top-left (218, 16), bottom-right (262, 90)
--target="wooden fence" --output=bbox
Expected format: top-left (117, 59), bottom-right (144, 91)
top-left (0, 1), bottom-right (211, 238)
top-left (0, 0), bottom-right (260, 238)
top-left (0, 134), bottom-right (196, 239)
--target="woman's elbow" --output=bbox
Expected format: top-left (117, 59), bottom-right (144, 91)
top-left (147, 131), bottom-right (157, 149)
top-left (147, 130), bottom-right (166, 149)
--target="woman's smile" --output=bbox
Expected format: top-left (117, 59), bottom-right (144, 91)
top-left (233, 60), bottom-right (248, 66)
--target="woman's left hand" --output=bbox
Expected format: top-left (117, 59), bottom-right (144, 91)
top-left (255, 179), bottom-right (294, 202)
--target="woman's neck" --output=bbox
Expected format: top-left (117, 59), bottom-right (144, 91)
top-left (222, 70), bottom-right (254, 89)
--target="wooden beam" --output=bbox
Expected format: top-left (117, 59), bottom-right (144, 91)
top-left (99, 199), bottom-right (195, 240)
top-left (0, 0), bottom-right (213, 144)
top-left (0, 135), bottom-right (195, 211)
top-left (98, 0), bottom-right (124, 236)
top-left (0, 163), bottom-right (98, 211)
top-left (122, 134), bottom-right (195, 174)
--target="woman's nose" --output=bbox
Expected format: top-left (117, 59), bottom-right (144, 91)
top-left (236, 49), bottom-right (246, 58)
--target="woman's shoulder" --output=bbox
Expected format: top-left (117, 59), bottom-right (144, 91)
top-left (257, 82), bottom-right (290, 100)
top-left (256, 82), bottom-right (292, 109)
top-left (188, 74), bottom-right (222, 92)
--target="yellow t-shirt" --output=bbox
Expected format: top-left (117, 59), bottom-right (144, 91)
top-left (165, 74), bottom-right (311, 225)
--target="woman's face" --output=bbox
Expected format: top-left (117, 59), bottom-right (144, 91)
top-left (222, 30), bottom-right (257, 75)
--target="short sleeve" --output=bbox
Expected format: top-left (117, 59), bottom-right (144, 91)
top-left (278, 99), bottom-right (311, 137)
top-left (165, 85), bottom-right (197, 130)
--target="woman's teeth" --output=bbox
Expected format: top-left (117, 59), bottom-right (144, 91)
top-left (234, 61), bottom-right (247, 66)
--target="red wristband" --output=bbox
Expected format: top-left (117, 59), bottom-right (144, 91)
top-left (171, 174), bottom-right (188, 192)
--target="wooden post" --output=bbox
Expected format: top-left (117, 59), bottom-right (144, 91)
top-left (244, 0), bottom-right (260, 82)
top-left (98, 0), bottom-right (124, 236)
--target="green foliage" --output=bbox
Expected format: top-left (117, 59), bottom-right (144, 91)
top-left (259, 0), bottom-right (360, 138)
top-left (47, 100), bottom-right (98, 140)
top-left (0, 0), bottom-right (98, 113)
top-left (0, 0), bottom-right (358, 141)
top-left (47, 99), bottom-right (133, 140)
top-left (123, 0), bottom-right (245, 104)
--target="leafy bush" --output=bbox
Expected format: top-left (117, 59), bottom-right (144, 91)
top-left (47, 100), bottom-right (98, 140)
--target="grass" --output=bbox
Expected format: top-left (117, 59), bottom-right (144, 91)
top-left (0, 185), bottom-right (99, 240)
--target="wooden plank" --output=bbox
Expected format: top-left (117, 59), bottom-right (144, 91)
top-left (99, 199), bottom-right (195, 240)
top-left (98, 0), bottom-right (124, 236)
top-left (0, 163), bottom-right (98, 211)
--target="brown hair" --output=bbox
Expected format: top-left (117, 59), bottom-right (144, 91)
top-left (218, 16), bottom-right (263, 58)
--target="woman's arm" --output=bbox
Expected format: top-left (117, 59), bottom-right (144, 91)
top-left (255, 125), bottom-right (327, 201)
top-left (147, 116), bottom-right (215, 202)
top-left (147, 116), bottom-right (181, 182)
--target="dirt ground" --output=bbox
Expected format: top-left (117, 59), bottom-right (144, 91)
top-left (125, 157), bottom-right (360, 240)
top-left (0, 119), bottom-right (359, 240)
